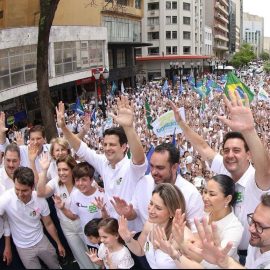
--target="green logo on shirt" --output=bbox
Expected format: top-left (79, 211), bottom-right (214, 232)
top-left (236, 192), bottom-right (243, 203)
top-left (88, 204), bottom-right (98, 213)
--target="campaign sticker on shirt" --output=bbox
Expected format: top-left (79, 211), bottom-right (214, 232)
top-left (88, 204), bottom-right (98, 213)
top-left (116, 177), bottom-right (123, 185)
top-left (62, 193), bottom-right (67, 199)
top-left (235, 192), bottom-right (244, 203)
top-left (29, 207), bottom-right (40, 217)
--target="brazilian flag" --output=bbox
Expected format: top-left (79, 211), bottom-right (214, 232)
top-left (224, 72), bottom-right (254, 102)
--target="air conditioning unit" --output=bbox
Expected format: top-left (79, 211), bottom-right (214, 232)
top-left (150, 10), bottom-right (155, 15)
top-left (150, 25), bottom-right (155, 30)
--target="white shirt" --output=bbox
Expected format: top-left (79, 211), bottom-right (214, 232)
top-left (132, 174), bottom-right (204, 232)
top-left (0, 189), bottom-right (49, 248)
top-left (69, 188), bottom-right (106, 247)
top-left (0, 166), bottom-right (14, 190)
top-left (98, 243), bottom-right (134, 269)
top-left (0, 184), bottom-right (10, 239)
top-left (201, 210), bottom-right (244, 269)
top-left (19, 144), bottom-right (51, 173)
top-left (211, 154), bottom-right (270, 250)
top-left (46, 160), bottom-right (58, 181)
top-left (76, 142), bottom-right (147, 219)
top-left (245, 245), bottom-right (270, 269)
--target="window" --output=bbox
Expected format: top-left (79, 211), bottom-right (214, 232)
top-left (117, 48), bottom-right (126, 68)
top-left (166, 1), bottom-right (171, 9)
top-left (183, 46), bottom-right (191, 54)
top-left (183, 17), bottom-right (190, 25)
top-left (135, 0), bottom-right (141, 9)
top-left (172, 2), bottom-right (177, 9)
top-left (0, 10), bottom-right (3, 19)
top-left (183, 2), bottom-right (190, 11)
top-left (166, 31), bottom-right (171, 39)
top-left (148, 2), bottom-right (159, 10)
top-left (148, 47), bottom-right (159, 55)
top-left (172, 31), bottom-right (177, 39)
top-left (166, 16), bottom-right (171, 24)
top-left (148, 32), bottom-right (159, 40)
top-left (166, 46), bottom-right (172, 55)
top-left (148, 17), bottom-right (159, 26)
top-left (172, 16), bottom-right (177, 24)
top-left (183, 31), bottom-right (191, 39)
top-left (172, 46), bottom-right (177, 54)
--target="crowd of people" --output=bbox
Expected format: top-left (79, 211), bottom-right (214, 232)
top-left (0, 69), bottom-right (270, 269)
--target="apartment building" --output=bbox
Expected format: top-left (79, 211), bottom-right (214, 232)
top-left (136, 0), bottom-right (208, 81)
top-left (0, 0), bottom-right (145, 124)
top-left (243, 12), bottom-right (264, 58)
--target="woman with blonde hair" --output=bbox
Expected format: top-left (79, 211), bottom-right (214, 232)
top-left (118, 183), bottom-right (189, 269)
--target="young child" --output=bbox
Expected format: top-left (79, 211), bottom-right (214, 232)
top-left (87, 218), bottom-right (134, 269)
top-left (84, 218), bottom-right (102, 245)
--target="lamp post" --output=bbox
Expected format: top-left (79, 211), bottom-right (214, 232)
top-left (221, 59), bottom-right (226, 74)
top-left (215, 59), bottom-right (219, 79)
top-left (206, 58), bottom-right (212, 73)
top-left (178, 62), bottom-right (185, 84)
top-left (169, 61), bottom-right (179, 88)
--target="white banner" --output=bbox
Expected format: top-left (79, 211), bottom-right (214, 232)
top-left (151, 108), bottom-right (186, 138)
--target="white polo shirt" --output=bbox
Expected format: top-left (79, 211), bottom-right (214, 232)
top-left (246, 245), bottom-right (270, 269)
top-left (47, 176), bottom-right (78, 223)
top-left (69, 188), bottom-right (107, 247)
top-left (76, 142), bottom-right (147, 218)
top-left (0, 166), bottom-right (14, 190)
top-left (211, 154), bottom-right (270, 250)
top-left (0, 189), bottom-right (50, 248)
top-left (0, 183), bottom-right (10, 239)
top-left (132, 174), bottom-right (204, 232)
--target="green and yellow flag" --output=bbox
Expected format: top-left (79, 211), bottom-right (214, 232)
top-left (224, 72), bottom-right (254, 102)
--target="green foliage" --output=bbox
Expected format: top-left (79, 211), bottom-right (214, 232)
top-left (230, 44), bottom-right (256, 68)
top-left (260, 51), bottom-right (270, 61)
top-left (264, 61), bottom-right (270, 73)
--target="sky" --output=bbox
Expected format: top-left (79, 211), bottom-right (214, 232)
top-left (243, 0), bottom-right (270, 36)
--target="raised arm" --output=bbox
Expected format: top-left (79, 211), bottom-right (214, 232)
top-left (219, 92), bottom-right (270, 190)
top-left (110, 96), bottom-right (145, 165)
top-left (0, 112), bottom-right (8, 145)
top-left (36, 153), bottom-right (54, 197)
top-left (56, 102), bottom-right (81, 152)
top-left (169, 100), bottom-right (216, 162)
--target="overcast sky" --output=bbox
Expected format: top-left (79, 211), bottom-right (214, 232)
top-left (243, 0), bottom-right (270, 36)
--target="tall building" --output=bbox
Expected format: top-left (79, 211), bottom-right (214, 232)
top-left (0, 0), bottom-right (145, 124)
top-left (243, 12), bottom-right (264, 58)
top-left (136, 0), bottom-right (208, 81)
top-left (205, 0), bottom-right (229, 59)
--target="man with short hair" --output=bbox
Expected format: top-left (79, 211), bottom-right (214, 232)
top-left (0, 167), bottom-right (65, 269)
top-left (169, 93), bottom-right (270, 264)
top-left (56, 96), bottom-right (147, 229)
top-left (0, 144), bottom-right (21, 190)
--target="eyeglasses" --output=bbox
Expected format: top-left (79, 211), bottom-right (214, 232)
top-left (247, 213), bottom-right (270, 234)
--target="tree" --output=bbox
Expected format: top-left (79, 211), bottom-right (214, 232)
top-left (260, 51), bottom-right (270, 61)
top-left (230, 44), bottom-right (256, 68)
top-left (36, 0), bottom-right (60, 142)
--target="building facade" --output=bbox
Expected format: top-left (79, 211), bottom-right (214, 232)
top-left (243, 12), bottom-right (264, 58)
top-left (137, 0), bottom-right (208, 81)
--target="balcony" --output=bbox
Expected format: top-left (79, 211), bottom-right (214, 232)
top-left (215, 2), bottom-right (228, 16)
top-left (214, 23), bottom-right (228, 33)
top-left (214, 44), bottom-right (228, 51)
top-left (215, 13), bottom-right (229, 24)
top-left (214, 34), bottom-right (229, 42)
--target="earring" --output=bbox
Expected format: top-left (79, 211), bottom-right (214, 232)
top-left (225, 204), bottom-right (228, 208)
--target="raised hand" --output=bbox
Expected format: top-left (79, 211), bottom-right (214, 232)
top-left (82, 112), bottom-right (91, 133)
top-left (194, 217), bottom-right (233, 267)
top-left (86, 248), bottom-right (102, 264)
top-left (0, 112), bottom-right (8, 134)
top-left (52, 194), bottom-right (65, 210)
top-left (110, 196), bottom-right (134, 218)
top-left (171, 209), bottom-right (186, 250)
top-left (39, 152), bottom-right (51, 171)
top-left (56, 102), bottom-right (66, 129)
top-left (28, 143), bottom-right (39, 162)
top-left (118, 215), bottom-right (133, 242)
top-left (14, 131), bottom-right (24, 146)
top-left (109, 96), bottom-right (134, 128)
top-left (168, 100), bottom-right (184, 123)
top-left (93, 196), bottom-right (106, 211)
top-left (218, 92), bottom-right (254, 132)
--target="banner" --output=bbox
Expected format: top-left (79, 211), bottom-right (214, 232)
top-left (151, 108), bottom-right (185, 138)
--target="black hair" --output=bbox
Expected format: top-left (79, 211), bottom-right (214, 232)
top-left (223, 132), bottom-right (249, 152)
top-left (103, 127), bottom-right (127, 146)
top-left (212, 174), bottom-right (237, 207)
top-left (13, 167), bottom-right (35, 188)
top-left (84, 218), bottom-right (102, 237)
top-left (154, 143), bottom-right (180, 165)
